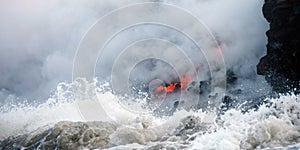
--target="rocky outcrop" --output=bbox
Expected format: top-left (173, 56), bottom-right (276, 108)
top-left (0, 119), bottom-right (178, 149)
top-left (0, 121), bottom-right (117, 149)
top-left (257, 0), bottom-right (300, 93)
top-left (0, 116), bottom-right (216, 149)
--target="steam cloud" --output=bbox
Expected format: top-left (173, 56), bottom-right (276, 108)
top-left (0, 0), bottom-right (270, 104)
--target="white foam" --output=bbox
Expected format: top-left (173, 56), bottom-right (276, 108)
top-left (0, 80), bottom-right (299, 150)
top-left (190, 95), bottom-right (300, 149)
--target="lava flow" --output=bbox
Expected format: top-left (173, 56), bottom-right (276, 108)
top-left (154, 74), bottom-right (193, 95)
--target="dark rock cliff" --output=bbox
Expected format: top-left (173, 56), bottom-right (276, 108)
top-left (257, 0), bottom-right (300, 94)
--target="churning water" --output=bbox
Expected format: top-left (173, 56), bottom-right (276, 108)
top-left (0, 79), bottom-right (299, 149)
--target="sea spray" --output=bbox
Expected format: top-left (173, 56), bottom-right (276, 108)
top-left (0, 80), bottom-right (299, 149)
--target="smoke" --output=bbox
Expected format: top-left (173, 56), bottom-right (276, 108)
top-left (165, 0), bottom-right (269, 76)
top-left (0, 0), bottom-right (138, 102)
top-left (0, 0), bottom-right (269, 104)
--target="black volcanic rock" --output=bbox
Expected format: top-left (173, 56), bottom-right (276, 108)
top-left (257, 0), bottom-right (300, 94)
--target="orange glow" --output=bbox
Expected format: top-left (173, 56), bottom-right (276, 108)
top-left (154, 85), bottom-right (165, 93)
top-left (153, 73), bottom-right (193, 95)
top-left (217, 48), bottom-right (223, 57)
top-left (165, 83), bottom-right (179, 92)
top-left (180, 74), bottom-right (192, 89)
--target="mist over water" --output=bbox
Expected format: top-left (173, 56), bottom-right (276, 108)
top-left (1, 0), bottom-right (298, 149)
top-left (0, 0), bottom-right (268, 102)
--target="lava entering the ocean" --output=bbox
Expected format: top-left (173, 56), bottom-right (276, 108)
top-left (153, 74), bottom-right (193, 96)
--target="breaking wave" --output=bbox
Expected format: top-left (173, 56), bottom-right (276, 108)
top-left (0, 79), bottom-right (299, 149)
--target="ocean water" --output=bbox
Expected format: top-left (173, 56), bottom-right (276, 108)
top-left (0, 80), bottom-right (299, 149)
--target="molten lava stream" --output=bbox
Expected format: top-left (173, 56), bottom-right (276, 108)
top-left (153, 74), bottom-right (193, 96)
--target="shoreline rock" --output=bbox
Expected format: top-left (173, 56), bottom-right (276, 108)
top-left (257, 0), bottom-right (300, 94)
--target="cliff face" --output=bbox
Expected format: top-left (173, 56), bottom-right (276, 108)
top-left (257, 0), bottom-right (300, 93)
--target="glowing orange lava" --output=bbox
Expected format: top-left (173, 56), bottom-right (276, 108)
top-left (153, 74), bottom-right (193, 95)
